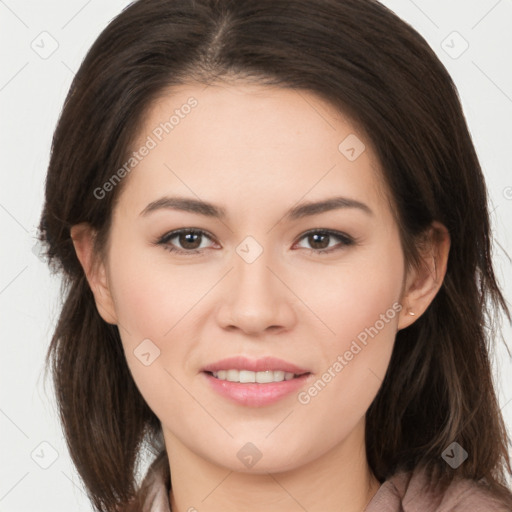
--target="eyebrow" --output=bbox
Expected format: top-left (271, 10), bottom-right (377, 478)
top-left (139, 195), bottom-right (373, 220)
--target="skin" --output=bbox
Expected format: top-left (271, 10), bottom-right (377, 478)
top-left (71, 81), bottom-right (450, 512)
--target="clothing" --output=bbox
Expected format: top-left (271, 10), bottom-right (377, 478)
top-left (138, 452), bottom-right (511, 511)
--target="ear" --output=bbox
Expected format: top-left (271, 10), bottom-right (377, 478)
top-left (397, 221), bottom-right (450, 330)
top-left (70, 222), bottom-right (118, 325)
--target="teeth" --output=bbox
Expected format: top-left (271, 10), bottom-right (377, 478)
top-left (212, 369), bottom-right (298, 383)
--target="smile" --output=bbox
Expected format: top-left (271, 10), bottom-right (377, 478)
top-left (210, 369), bottom-right (302, 383)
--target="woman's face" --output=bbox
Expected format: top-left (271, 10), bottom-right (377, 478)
top-left (92, 82), bottom-right (413, 472)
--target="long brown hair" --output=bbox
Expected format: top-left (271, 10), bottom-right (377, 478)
top-left (38, 0), bottom-right (512, 510)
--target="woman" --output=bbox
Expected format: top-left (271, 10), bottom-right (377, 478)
top-left (38, 0), bottom-right (512, 510)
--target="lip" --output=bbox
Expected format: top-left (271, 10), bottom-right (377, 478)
top-left (201, 356), bottom-right (312, 407)
top-left (201, 356), bottom-right (310, 374)
top-left (202, 372), bottom-right (312, 407)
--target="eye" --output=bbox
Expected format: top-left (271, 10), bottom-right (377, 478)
top-left (155, 228), bottom-right (217, 255)
top-left (155, 227), bottom-right (356, 256)
top-left (294, 229), bottom-right (355, 254)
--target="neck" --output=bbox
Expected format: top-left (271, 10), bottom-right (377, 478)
top-left (165, 418), bottom-right (380, 512)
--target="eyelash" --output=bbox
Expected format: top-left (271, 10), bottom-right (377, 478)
top-left (154, 228), bottom-right (356, 256)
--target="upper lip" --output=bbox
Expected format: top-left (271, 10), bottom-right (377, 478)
top-left (202, 356), bottom-right (310, 374)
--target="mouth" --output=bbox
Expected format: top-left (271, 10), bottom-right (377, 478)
top-left (201, 356), bottom-right (312, 406)
top-left (205, 369), bottom-right (310, 383)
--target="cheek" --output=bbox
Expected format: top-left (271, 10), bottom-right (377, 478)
top-left (105, 242), bottom-right (212, 397)
top-left (295, 236), bottom-right (404, 423)
top-left (107, 241), bottom-right (213, 342)
top-left (301, 233), bottom-right (404, 351)
top-left (106, 259), bottom-right (204, 419)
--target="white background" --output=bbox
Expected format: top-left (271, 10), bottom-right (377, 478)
top-left (1, 0), bottom-right (511, 510)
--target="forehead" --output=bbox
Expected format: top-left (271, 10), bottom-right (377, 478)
top-left (114, 81), bottom-right (389, 222)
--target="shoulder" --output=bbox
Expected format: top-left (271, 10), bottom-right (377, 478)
top-left (366, 467), bottom-right (512, 512)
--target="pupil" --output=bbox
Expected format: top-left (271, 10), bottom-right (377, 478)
top-left (310, 233), bottom-right (329, 249)
top-left (180, 232), bottom-right (200, 249)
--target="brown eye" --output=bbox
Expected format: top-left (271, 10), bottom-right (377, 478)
top-left (295, 229), bottom-right (355, 254)
top-left (157, 228), bottom-right (216, 255)
top-left (177, 231), bottom-right (202, 249)
top-left (307, 232), bottom-right (331, 250)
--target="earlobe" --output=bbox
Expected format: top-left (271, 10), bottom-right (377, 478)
top-left (397, 221), bottom-right (450, 330)
top-left (70, 223), bottom-right (118, 325)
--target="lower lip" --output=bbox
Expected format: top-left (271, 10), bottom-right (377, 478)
top-left (202, 372), bottom-right (312, 407)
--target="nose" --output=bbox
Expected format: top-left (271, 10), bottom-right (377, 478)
top-left (215, 249), bottom-right (297, 336)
